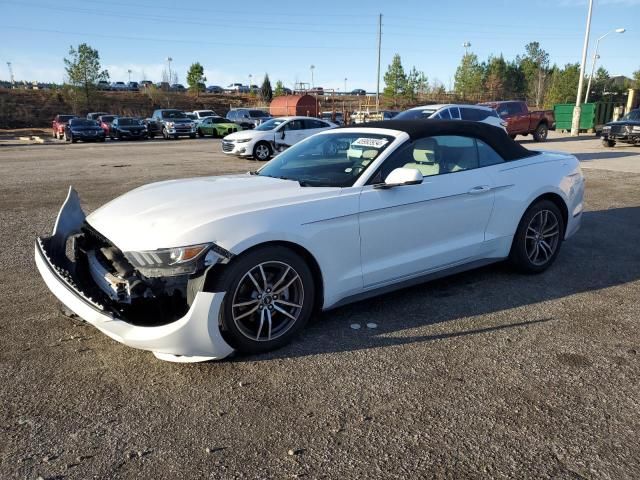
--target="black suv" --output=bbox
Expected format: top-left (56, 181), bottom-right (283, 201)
top-left (601, 109), bottom-right (640, 147)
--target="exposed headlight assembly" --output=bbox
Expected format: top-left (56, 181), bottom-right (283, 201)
top-left (166, 121), bottom-right (175, 128)
top-left (124, 243), bottom-right (213, 277)
top-left (602, 126), bottom-right (611, 131)
top-left (235, 138), bottom-right (251, 143)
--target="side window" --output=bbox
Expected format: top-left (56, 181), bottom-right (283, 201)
top-left (369, 135), bottom-right (480, 184)
top-left (449, 107), bottom-right (461, 120)
top-left (304, 119), bottom-right (326, 129)
top-left (477, 139), bottom-right (505, 167)
top-left (438, 108), bottom-right (452, 120)
top-left (228, 111), bottom-right (236, 120)
top-left (461, 108), bottom-right (479, 121)
top-left (285, 120), bottom-right (304, 130)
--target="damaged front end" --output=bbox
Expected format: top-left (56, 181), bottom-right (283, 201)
top-left (35, 187), bottom-right (235, 362)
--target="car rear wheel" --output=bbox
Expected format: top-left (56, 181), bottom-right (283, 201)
top-left (216, 246), bottom-right (315, 354)
top-left (253, 141), bottom-right (272, 161)
top-left (509, 200), bottom-right (564, 274)
top-left (602, 139), bottom-right (616, 148)
top-left (533, 123), bottom-right (548, 142)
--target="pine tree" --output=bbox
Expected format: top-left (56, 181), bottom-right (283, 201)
top-left (261, 74), bottom-right (273, 102)
top-left (383, 54), bottom-right (408, 107)
top-left (186, 62), bottom-right (206, 97)
top-left (454, 53), bottom-right (484, 100)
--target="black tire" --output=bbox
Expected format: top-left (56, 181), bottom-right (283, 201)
top-left (70, 135), bottom-right (77, 143)
top-left (509, 134), bottom-right (517, 140)
top-left (252, 141), bottom-right (272, 161)
top-left (532, 123), bottom-right (548, 142)
top-left (214, 246), bottom-right (315, 354)
top-left (189, 133), bottom-right (196, 139)
top-left (602, 139), bottom-right (615, 148)
top-left (197, 128), bottom-right (204, 138)
top-left (509, 199), bottom-right (565, 274)
top-left (98, 137), bottom-right (105, 142)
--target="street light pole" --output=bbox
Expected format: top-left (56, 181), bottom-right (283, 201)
top-left (166, 57), bottom-right (173, 85)
top-left (571, 0), bottom-right (593, 136)
top-left (127, 69), bottom-right (132, 83)
top-left (310, 65), bottom-right (315, 89)
top-left (584, 28), bottom-right (625, 104)
top-left (344, 77), bottom-right (347, 95)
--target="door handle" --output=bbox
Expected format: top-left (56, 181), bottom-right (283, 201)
top-left (468, 185), bottom-right (492, 194)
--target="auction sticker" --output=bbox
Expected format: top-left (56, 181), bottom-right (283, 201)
top-left (352, 137), bottom-right (389, 148)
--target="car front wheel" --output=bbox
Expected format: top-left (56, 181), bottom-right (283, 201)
top-left (509, 200), bottom-right (564, 274)
top-left (253, 141), bottom-right (272, 161)
top-left (216, 246), bottom-right (315, 354)
top-left (602, 139), bottom-right (615, 148)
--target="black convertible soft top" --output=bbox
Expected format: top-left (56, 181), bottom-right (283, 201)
top-left (349, 120), bottom-right (537, 161)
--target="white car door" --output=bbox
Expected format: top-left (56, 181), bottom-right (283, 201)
top-left (280, 119), bottom-right (307, 146)
top-left (359, 135), bottom-right (495, 288)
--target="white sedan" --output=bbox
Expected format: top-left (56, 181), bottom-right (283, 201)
top-left (394, 104), bottom-right (506, 131)
top-left (35, 120), bottom-right (584, 362)
top-left (221, 116), bottom-right (336, 161)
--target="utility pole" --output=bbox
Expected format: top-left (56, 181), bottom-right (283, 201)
top-left (571, 0), bottom-right (593, 136)
top-left (462, 41), bottom-right (471, 56)
top-left (6, 62), bottom-right (15, 87)
top-left (376, 13), bottom-right (382, 112)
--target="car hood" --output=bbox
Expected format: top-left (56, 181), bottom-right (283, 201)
top-left (224, 130), bottom-right (272, 141)
top-left (606, 120), bottom-right (640, 126)
top-left (86, 174), bottom-right (340, 252)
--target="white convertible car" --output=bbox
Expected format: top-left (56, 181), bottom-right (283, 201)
top-left (36, 120), bottom-right (584, 362)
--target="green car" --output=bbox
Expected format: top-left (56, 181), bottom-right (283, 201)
top-left (197, 116), bottom-right (242, 138)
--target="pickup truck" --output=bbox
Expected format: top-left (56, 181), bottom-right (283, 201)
top-left (479, 100), bottom-right (555, 141)
top-left (147, 109), bottom-right (197, 139)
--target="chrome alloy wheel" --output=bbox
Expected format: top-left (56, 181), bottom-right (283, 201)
top-left (525, 209), bottom-right (560, 266)
top-left (231, 261), bottom-right (304, 342)
top-left (254, 143), bottom-right (270, 160)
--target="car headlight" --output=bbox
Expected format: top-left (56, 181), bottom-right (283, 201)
top-left (166, 122), bottom-right (175, 128)
top-left (235, 138), bottom-right (251, 143)
top-left (124, 243), bottom-right (212, 277)
top-left (602, 126), bottom-right (611, 131)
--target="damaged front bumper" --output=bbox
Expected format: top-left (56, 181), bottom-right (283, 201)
top-left (34, 187), bottom-right (234, 362)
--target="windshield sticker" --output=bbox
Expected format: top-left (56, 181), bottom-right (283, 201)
top-left (352, 137), bottom-right (389, 148)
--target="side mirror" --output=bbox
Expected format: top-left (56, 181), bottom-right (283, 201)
top-left (374, 168), bottom-right (423, 189)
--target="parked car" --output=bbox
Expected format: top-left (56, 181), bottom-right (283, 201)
top-left (222, 116), bottom-right (335, 160)
top-left (63, 118), bottom-right (106, 143)
top-left (147, 109), bottom-right (196, 139)
top-left (282, 87), bottom-right (293, 95)
top-left (155, 82), bottom-right (170, 91)
top-left (111, 81), bottom-right (127, 91)
top-left (140, 80), bottom-right (153, 89)
top-left (97, 115), bottom-right (118, 137)
top-left (35, 120), bottom-right (584, 361)
top-left (109, 117), bottom-right (148, 140)
top-left (394, 104), bottom-right (506, 131)
top-left (184, 112), bottom-right (197, 120)
top-left (308, 87), bottom-right (324, 95)
top-left (190, 110), bottom-right (218, 121)
top-left (600, 109), bottom-right (640, 147)
top-left (52, 114), bottom-right (76, 139)
top-left (479, 101), bottom-right (555, 141)
top-left (321, 111), bottom-right (344, 126)
top-left (87, 112), bottom-right (109, 121)
top-left (206, 85), bottom-right (223, 94)
top-left (171, 84), bottom-right (186, 92)
top-left (226, 108), bottom-right (272, 129)
top-left (351, 88), bottom-right (367, 96)
top-left (127, 81), bottom-right (139, 91)
top-left (97, 80), bottom-right (111, 91)
top-left (226, 83), bottom-right (249, 93)
top-left (197, 116), bottom-right (242, 137)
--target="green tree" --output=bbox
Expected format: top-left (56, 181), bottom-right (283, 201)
top-left (454, 53), bottom-right (484, 99)
top-left (545, 63), bottom-right (580, 106)
top-left (186, 62), bottom-right (206, 97)
top-left (383, 54), bottom-right (408, 107)
top-left (483, 55), bottom-right (508, 100)
top-left (504, 60), bottom-right (526, 98)
top-left (632, 68), bottom-right (640, 89)
top-left (518, 42), bottom-right (550, 107)
top-left (274, 80), bottom-right (286, 97)
top-left (405, 67), bottom-right (428, 101)
top-left (261, 74), bottom-right (273, 102)
top-left (63, 43), bottom-right (109, 110)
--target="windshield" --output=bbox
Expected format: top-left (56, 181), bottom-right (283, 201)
top-left (58, 115), bottom-right (75, 122)
top-left (393, 108), bottom-right (436, 120)
top-left (212, 117), bottom-right (229, 124)
top-left (198, 111), bottom-right (215, 117)
top-left (623, 110), bottom-right (640, 121)
top-left (161, 110), bottom-right (187, 119)
top-left (249, 110), bottom-right (269, 118)
top-left (257, 132), bottom-right (396, 187)
top-left (100, 116), bottom-right (115, 122)
top-left (71, 119), bottom-right (99, 127)
top-left (119, 118), bottom-right (142, 126)
top-left (255, 118), bottom-right (286, 131)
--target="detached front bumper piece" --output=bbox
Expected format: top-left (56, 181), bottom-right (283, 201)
top-left (34, 187), bottom-right (234, 362)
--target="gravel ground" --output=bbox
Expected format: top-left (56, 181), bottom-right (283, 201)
top-left (1, 133), bottom-right (639, 479)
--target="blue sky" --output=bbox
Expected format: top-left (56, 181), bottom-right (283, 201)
top-left (0, 0), bottom-right (638, 91)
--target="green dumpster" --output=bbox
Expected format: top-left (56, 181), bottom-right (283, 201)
top-left (553, 103), bottom-right (596, 131)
